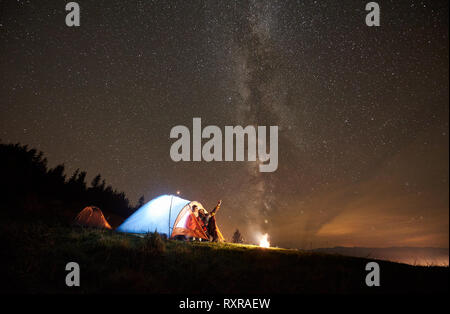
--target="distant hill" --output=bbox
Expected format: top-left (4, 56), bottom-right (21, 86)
top-left (312, 247), bottom-right (449, 266)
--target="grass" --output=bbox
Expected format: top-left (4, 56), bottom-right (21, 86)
top-left (0, 218), bottom-right (448, 294)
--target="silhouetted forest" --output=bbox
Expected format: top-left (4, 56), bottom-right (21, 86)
top-left (0, 142), bottom-right (136, 220)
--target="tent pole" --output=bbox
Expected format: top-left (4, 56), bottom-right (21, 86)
top-left (168, 195), bottom-right (174, 236)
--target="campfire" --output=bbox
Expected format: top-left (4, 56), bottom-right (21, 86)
top-left (259, 233), bottom-right (270, 248)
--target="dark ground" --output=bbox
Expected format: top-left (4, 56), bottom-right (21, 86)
top-left (0, 212), bottom-right (447, 294)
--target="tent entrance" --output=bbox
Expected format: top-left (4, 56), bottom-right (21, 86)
top-left (171, 202), bottom-right (209, 240)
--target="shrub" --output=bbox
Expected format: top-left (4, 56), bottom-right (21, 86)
top-left (141, 232), bottom-right (166, 256)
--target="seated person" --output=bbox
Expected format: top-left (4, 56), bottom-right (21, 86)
top-left (198, 200), bottom-right (222, 242)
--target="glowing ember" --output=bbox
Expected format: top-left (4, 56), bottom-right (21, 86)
top-left (259, 233), bottom-right (270, 248)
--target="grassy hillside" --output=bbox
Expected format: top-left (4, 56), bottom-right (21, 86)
top-left (1, 217), bottom-right (447, 294)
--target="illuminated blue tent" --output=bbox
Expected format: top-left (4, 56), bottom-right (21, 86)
top-left (116, 194), bottom-right (206, 237)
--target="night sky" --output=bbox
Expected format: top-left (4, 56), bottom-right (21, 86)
top-left (1, 0), bottom-right (448, 248)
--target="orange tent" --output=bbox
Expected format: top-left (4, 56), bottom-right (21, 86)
top-left (74, 206), bottom-right (112, 229)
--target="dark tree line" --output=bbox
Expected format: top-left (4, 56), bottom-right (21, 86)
top-left (0, 142), bottom-right (137, 218)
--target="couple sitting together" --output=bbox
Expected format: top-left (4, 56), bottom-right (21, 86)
top-left (190, 200), bottom-right (222, 242)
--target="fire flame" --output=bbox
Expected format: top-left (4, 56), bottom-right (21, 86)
top-left (259, 233), bottom-right (270, 248)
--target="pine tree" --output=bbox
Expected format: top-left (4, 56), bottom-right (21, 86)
top-left (76, 171), bottom-right (87, 189)
top-left (232, 229), bottom-right (244, 243)
top-left (136, 195), bottom-right (145, 209)
top-left (91, 174), bottom-right (101, 188)
top-left (69, 169), bottom-right (80, 183)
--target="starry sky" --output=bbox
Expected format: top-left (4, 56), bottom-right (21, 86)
top-left (1, 0), bottom-right (448, 248)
